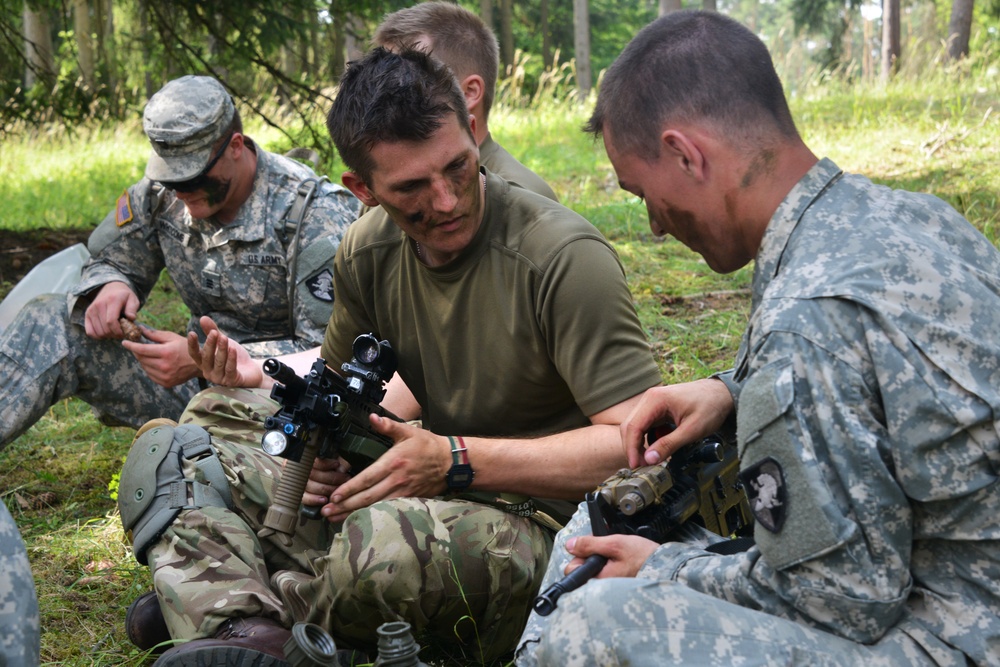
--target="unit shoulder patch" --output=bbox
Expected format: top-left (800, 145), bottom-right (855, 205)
top-left (306, 269), bottom-right (335, 302)
top-left (740, 456), bottom-right (788, 533)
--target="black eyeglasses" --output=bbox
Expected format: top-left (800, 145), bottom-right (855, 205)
top-left (158, 132), bottom-right (235, 193)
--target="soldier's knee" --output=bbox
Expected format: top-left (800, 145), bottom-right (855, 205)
top-left (21, 292), bottom-right (70, 320)
top-left (0, 293), bottom-right (72, 365)
top-left (339, 502), bottom-right (429, 586)
top-left (118, 420), bottom-right (232, 565)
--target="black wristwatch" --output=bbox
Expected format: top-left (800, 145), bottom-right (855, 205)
top-left (445, 436), bottom-right (475, 493)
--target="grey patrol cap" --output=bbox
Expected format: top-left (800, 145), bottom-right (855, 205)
top-left (143, 75), bottom-right (235, 182)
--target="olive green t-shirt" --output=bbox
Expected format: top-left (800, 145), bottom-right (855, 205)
top-left (323, 169), bottom-right (660, 438)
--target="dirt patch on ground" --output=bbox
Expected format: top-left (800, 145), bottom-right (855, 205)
top-left (658, 289), bottom-right (751, 316)
top-left (0, 228), bottom-right (92, 297)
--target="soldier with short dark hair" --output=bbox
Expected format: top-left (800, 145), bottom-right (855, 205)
top-left (0, 75), bottom-right (359, 450)
top-left (517, 11), bottom-right (1000, 667)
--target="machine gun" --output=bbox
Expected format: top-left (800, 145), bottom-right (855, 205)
top-left (532, 430), bottom-right (753, 616)
top-left (257, 333), bottom-right (401, 545)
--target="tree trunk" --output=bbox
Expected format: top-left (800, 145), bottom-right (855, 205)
top-left (344, 14), bottom-right (366, 63)
top-left (880, 0), bottom-right (900, 83)
top-left (499, 0), bottom-right (514, 74)
top-left (96, 0), bottom-right (118, 112)
top-left (327, 13), bottom-right (347, 83)
top-left (480, 0), bottom-right (493, 35)
top-left (947, 0), bottom-right (974, 60)
top-left (541, 0), bottom-right (552, 70)
top-left (207, 12), bottom-right (229, 83)
top-left (73, 0), bottom-right (96, 91)
top-left (659, 0), bottom-right (682, 15)
top-left (22, 2), bottom-right (55, 88)
top-left (137, 0), bottom-right (154, 98)
top-left (702, 0), bottom-right (718, 11)
top-left (284, 7), bottom-right (309, 81)
top-left (308, 11), bottom-right (320, 79)
top-left (573, 0), bottom-right (591, 98)
top-left (862, 13), bottom-right (874, 81)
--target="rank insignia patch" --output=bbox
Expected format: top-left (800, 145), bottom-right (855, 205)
top-left (306, 269), bottom-right (335, 302)
top-left (740, 457), bottom-right (787, 533)
top-left (115, 190), bottom-right (134, 227)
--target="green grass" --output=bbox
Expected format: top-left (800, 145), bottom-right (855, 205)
top-left (1, 56), bottom-right (998, 665)
top-left (0, 122), bottom-right (148, 231)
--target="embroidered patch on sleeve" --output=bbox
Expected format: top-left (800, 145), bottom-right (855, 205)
top-left (306, 269), bottom-right (335, 302)
top-left (115, 190), bottom-right (134, 227)
top-left (740, 457), bottom-right (788, 533)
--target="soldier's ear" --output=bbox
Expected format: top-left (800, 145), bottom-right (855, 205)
top-left (661, 129), bottom-right (705, 182)
top-left (342, 172), bottom-right (379, 208)
top-left (460, 74), bottom-right (485, 114)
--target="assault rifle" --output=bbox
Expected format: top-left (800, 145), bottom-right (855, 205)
top-left (532, 430), bottom-right (753, 616)
top-left (257, 333), bottom-right (401, 545)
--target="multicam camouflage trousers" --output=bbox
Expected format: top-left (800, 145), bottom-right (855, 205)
top-left (0, 293), bottom-right (197, 449)
top-left (146, 387), bottom-right (554, 661)
top-left (515, 504), bottom-right (953, 667)
top-left (0, 502), bottom-right (40, 667)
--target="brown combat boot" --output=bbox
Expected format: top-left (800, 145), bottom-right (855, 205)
top-left (151, 618), bottom-right (291, 667)
top-left (125, 590), bottom-right (171, 653)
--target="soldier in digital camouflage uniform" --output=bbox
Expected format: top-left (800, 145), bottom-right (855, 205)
top-left (516, 11), bottom-right (1000, 667)
top-left (0, 502), bottom-right (40, 667)
top-left (117, 48), bottom-right (662, 667)
top-left (0, 75), bottom-right (359, 450)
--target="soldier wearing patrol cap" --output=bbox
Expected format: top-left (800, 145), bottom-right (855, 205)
top-left (0, 502), bottom-right (40, 667)
top-left (0, 75), bottom-right (360, 450)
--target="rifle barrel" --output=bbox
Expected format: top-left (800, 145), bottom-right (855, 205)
top-left (532, 553), bottom-right (607, 616)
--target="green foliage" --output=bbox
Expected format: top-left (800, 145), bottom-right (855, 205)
top-left (3, 0), bottom-right (998, 148)
top-left (972, 3), bottom-right (1000, 50)
top-left (482, 0), bottom-right (657, 97)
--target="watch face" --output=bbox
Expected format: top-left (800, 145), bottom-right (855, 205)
top-left (447, 465), bottom-right (475, 491)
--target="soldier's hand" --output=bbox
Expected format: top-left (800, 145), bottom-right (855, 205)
top-left (564, 534), bottom-right (659, 579)
top-left (321, 415), bottom-right (450, 522)
top-left (123, 327), bottom-right (199, 387)
top-left (84, 281), bottom-right (140, 339)
top-left (302, 457), bottom-right (353, 509)
top-left (187, 316), bottom-right (264, 388)
top-left (620, 378), bottom-right (734, 467)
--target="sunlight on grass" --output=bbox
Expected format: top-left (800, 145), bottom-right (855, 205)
top-left (0, 122), bottom-right (147, 231)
